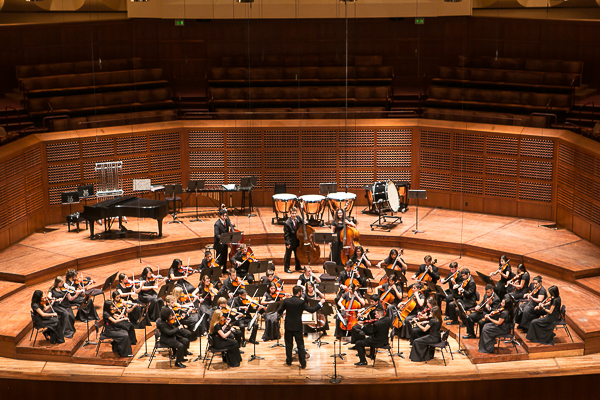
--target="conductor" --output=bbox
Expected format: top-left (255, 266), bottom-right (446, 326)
top-left (277, 285), bottom-right (325, 368)
top-left (283, 206), bottom-right (303, 274)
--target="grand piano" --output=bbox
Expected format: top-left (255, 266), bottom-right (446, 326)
top-left (81, 196), bottom-right (169, 239)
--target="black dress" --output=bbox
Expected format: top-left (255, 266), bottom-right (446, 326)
top-left (168, 266), bottom-right (196, 294)
top-left (50, 288), bottom-right (76, 339)
top-left (517, 286), bottom-right (547, 331)
top-left (115, 283), bottom-right (149, 329)
top-left (138, 280), bottom-right (164, 323)
top-left (261, 293), bottom-right (282, 341)
top-left (213, 322), bottom-right (242, 367)
top-left (102, 311), bottom-right (135, 357)
top-left (31, 303), bottom-right (65, 344)
top-left (65, 279), bottom-right (99, 322)
top-left (409, 318), bottom-right (441, 362)
top-left (398, 292), bottom-right (425, 340)
top-left (510, 272), bottom-right (530, 301)
top-left (331, 221), bottom-right (344, 266)
top-left (526, 297), bottom-right (561, 345)
top-left (479, 310), bottom-right (511, 353)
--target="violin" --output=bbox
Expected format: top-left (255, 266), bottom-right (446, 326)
top-left (358, 304), bottom-right (377, 320)
top-left (74, 275), bottom-right (94, 287)
top-left (232, 277), bottom-right (248, 289)
top-left (241, 247), bottom-right (258, 263)
top-left (203, 283), bottom-right (219, 296)
top-left (507, 271), bottom-right (524, 287)
top-left (273, 276), bottom-right (283, 290)
top-left (485, 307), bottom-right (504, 321)
top-left (457, 276), bottom-right (471, 294)
top-left (124, 280), bottom-right (143, 288)
top-left (41, 294), bottom-right (55, 308)
top-left (147, 273), bottom-right (166, 283)
top-left (178, 265), bottom-right (197, 276)
top-left (179, 293), bottom-right (195, 303)
top-left (535, 296), bottom-right (552, 311)
top-left (208, 258), bottom-right (219, 269)
top-left (411, 307), bottom-right (432, 327)
top-left (476, 294), bottom-right (494, 311)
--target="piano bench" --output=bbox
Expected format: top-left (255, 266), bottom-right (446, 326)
top-left (67, 212), bottom-right (88, 233)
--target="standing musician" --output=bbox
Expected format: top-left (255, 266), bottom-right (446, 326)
top-left (64, 269), bottom-right (99, 322)
top-left (261, 283), bottom-right (283, 341)
top-left (31, 290), bottom-right (64, 345)
top-left (209, 310), bottom-right (242, 368)
top-left (409, 306), bottom-right (443, 362)
top-left (116, 273), bottom-right (149, 328)
top-left (526, 285), bottom-right (562, 345)
top-left (277, 285), bottom-right (325, 368)
top-left (445, 268), bottom-right (477, 326)
top-left (214, 209), bottom-right (235, 274)
top-left (354, 307), bottom-right (391, 366)
top-left (336, 260), bottom-right (367, 302)
top-left (283, 206), bottom-right (303, 274)
top-left (158, 302), bottom-right (191, 368)
top-left (348, 293), bottom-right (380, 347)
top-left (232, 289), bottom-right (263, 346)
top-left (231, 244), bottom-right (256, 283)
top-left (479, 295), bottom-right (514, 353)
top-left (490, 255), bottom-right (513, 299)
top-left (517, 276), bottom-right (547, 332)
top-left (331, 208), bottom-right (356, 266)
top-left (351, 246), bottom-right (372, 268)
top-left (102, 300), bottom-right (136, 357)
top-left (376, 275), bottom-right (403, 308)
top-left (168, 258), bottom-right (196, 293)
top-left (440, 262), bottom-right (463, 317)
top-left (297, 266), bottom-right (321, 288)
top-left (139, 266), bottom-right (165, 323)
top-left (463, 284), bottom-right (501, 339)
top-left (507, 263), bottom-right (530, 300)
top-left (199, 250), bottom-right (218, 271)
top-left (376, 248), bottom-right (407, 272)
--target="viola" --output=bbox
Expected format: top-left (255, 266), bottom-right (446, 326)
top-left (273, 277), bottom-right (283, 290)
top-left (208, 258), bottom-right (219, 268)
top-left (203, 283), bottom-right (219, 296)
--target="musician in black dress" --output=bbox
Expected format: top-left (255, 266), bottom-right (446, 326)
top-left (64, 269), bottom-right (99, 322)
top-left (446, 268), bottom-right (477, 326)
top-left (409, 297), bottom-right (436, 345)
top-left (463, 284), bottom-right (501, 339)
top-left (479, 294), bottom-right (514, 353)
top-left (116, 274), bottom-right (148, 328)
top-left (297, 266), bottom-right (321, 288)
top-left (354, 307), bottom-right (391, 366)
top-left (526, 285), bottom-right (562, 345)
top-left (192, 274), bottom-right (217, 335)
top-left (376, 275), bottom-right (402, 308)
top-left (376, 248), bottom-right (407, 272)
top-left (302, 281), bottom-right (328, 335)
top-left (490, 255), bottom-right (513, 299)
top-left (48, 277), bottom-right (76, 339)
top-left (168, 258), bottom-right (196, 294)
top-left (199, 250), bottom-right (216, 271)
top-left (31, 290), bottom-right (64, 344)
top-left (331, 208), bottom-right (356, 267)
top-left (397, 281), bottom-right (426, 340)
top-left (209, 309), bottom-right (242, 368)
top-left (157, 306), bottom-right (191, 368)
top-left (351, 246), bottom-right (372, 268)
top-left (214, 209), bottom-right (234, 274)
top-left (277, 285), bottom-right (324, 368)
top-left (139, 267), bottom-right (165, 322)
top-left (507, 264), bottom-right (530, 300)
top-left (409, 306), bottom-right (443, 362)
top-left (102, 300), bottom-right (136, 357)
top-left (231, 289), bottom-right (262, 345)
top-left (283, 206), bottom-right (303, 273)
top-left (261, 283), bottom-right (282, 341)
top-left (516, 276), bottom-right (547, 332)
top-left (440, 262), bottom-right (463, 318)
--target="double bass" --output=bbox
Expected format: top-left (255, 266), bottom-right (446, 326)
top-left (339, 208), bottom-right (359, 266)
top-left (296, 203), bottom-right (320, 265)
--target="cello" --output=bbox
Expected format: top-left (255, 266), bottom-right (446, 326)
top-left (339, 290), bottom-right (362, 332)
top-left (296, 203), bottom-right (320, 265)
top-left (407, 258), bottom-right (437, 297)
top-left (392, 288), bottom-right (423, 329)
top-left (339, 208), bottom-right (359, 266)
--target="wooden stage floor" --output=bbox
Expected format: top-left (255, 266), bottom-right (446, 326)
top-left (1, 205), bottom-right (600, 386)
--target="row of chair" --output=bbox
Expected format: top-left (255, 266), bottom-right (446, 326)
top-left (47, 109), bottom-right (177, 132)
top-left (213, 107), bottom-right (387, 119)
top-left (16, 58), bottom-right (144, 80)
top-left (422, 108), bottom-right (552, 128)
top-left (458, 56), bottom-right (583, 75)
top-left (218, 54), bottom-right (387, 68)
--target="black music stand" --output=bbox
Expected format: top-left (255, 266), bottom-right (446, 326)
top-left (324, 263), bottom-right (344, 278)
top-left (220, 232), bottom-right (242, 248)
top-left (62, 191), bottom-right (80, 230)
top-left (309, 299), bottom-right (332, 347)
top-left (409, 189), bottom-right (427, 234)
top-left (188, 180), bottom-right (205, 223)
top-left (453, 301), bottom-right (468, 357)
top-left (137, 306), bottom-right (151, 359)
top-left (244, 284), bottom-right (268, 300)
top-left (200, 267), bottom-right (222, 281)
top-left (248, 261), bottom-right (270, 281)
top-left (165, 184), bottom-right (183, 224)
top-left (357, 268), bottom-right (374, 281)
top-left (331, 306), bottom-right (348, 361)
top-left (240, 176), bottom-right (257, 217)
top-left (80, 294), bottom-right (97, 347)
top-left (77, 184), bottom-right (94, 205)
top-left (391, 307), bottom-right (405, 358)
top-left (314, 232), bottom-right (336, 264)
top-left (476, 271), bottom-right (496, 287)
top-left (97, 271), bottom-right (119, 303)
top-left (265, 301), bottom-right (286, 349)
top-left (157, 281), bottom-right (175, 299)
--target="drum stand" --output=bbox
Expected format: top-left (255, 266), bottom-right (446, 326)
top-left (370, 202), bottom-right (402, 232)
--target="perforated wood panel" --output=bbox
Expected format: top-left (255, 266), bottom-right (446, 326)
top-left (486, 157), bottom-right (517, 177)
top-left (421, 130), bottom-right (451, 150)
top-left (8, 200), bottom-right (26, 224)
top-left (487, 135), bottom-right (518, 156)
top-left (376, 129), bottom-right (412, 147)
top-left (265, 151), bottom-right (299, 169)
top-left (376, 171), bottom-right (412, 184)
top-left (190, 172), bottom-right (225, 185)
top-left (519, 182), bottom-right (552, 202)
top-left (302, 171), bottom-right (336, 188)
top-left (420, 151), bottom-right (450, 170)
top-left (151, 173), bottom-right (182, 185)
top-left (82, 138), bottom-right (114, 159)
top-left (11, 176), bottom-right (25, 199)
top-left (49, 184), bottom-right (77, 205)
top-left (47, 163), bottom-right (81, 184)
top-left (452, 154), bottom-right (484, 174)
top-left (226, 131), bottom-right (262, 148)
top-left (376, 150), bottom-right (411, 168)
top-left (189, 131), bottom-right (224, 148)
top-left (453, 132), bottom-right (484, 153)
top-left (264, 172), bottom-right (299, 189)
top-left (520, 160), bottom-right (553, 180)
top-left (302, 151), bottom-right (336, 169)
top-left (520, 138), bottom-right (554, 158)
top-left (339, 171), bottom-right (375, 188)
top-left (485, 179), bottom-right (517, 198)
top-left (46, 141), bottom-right (80, 162)
top-left (264, 130), bottom-right (299, 148)
top-left (117, 135), bottom-right (148, 155)
top-left (150, 132), bottom-right (181, 152)
top-left (190, 152), bottom-right (225, 169)
top-left (339, 151), bottom-right (374, 168)
top-left (150, 153), bottom-right (181, 173)
top-left (25, 169), bottom-right (42, 189)
top-left (227, 172), bottom-right (263, 188)
top-left (122, 157), bottom-right (149, 176)
top-left (557, 165), bottom-right (574, 187)
top-left (301, 130), bottom-right (337, 148)
top-left (420, 172), bottom-right (450, 191)
top-left (227, 152), bottom-right (262, 169)
top-left (339, 130), bottom-right (375, 148)
top-left (452, 175), bottom-right (483, 195)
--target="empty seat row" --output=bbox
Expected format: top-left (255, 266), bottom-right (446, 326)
top-left (219, 55), bottom-right (385, 68)
top-left (458, 56), bottom-right (583, 75)
top-left (16, 58), bottom-right (143, 80)
top-left (422, 108), bottom-right (551, 128)
top-left (47, 110), bottom-right (177, 132)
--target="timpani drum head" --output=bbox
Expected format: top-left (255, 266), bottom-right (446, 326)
top-left (386, 181), bottom-right (400, 212)
top-left (299, 195), bottom-right (326, 215)
top-left (272, 193), bottom-right (297, 213)
top-left (327, 192), bottom-right (357, 213)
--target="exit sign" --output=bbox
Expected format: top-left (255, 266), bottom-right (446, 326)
top-left (175, 20), bottom-right (185, 26)
top-left (415, 18), bottom-right (424, 25)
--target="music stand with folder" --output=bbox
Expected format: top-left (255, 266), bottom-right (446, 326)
top-left (408, 189), bottom-right (427, 234)
top-left (96, 271), bottom-right (119, 303)
top-left (476, 271), bottom-right (496, 287)
top-left (314, 232), bottom-right (337, 261)
top-left (220, 232), bottom-right (243, 247)
top-left (200, 267), bottom-right (222, 282)
top-left (324, 263), bottom-right (344, 278)
top-left (244, 284), bottom-right (268, 300)
top-left (248, 261), bottom-right (270, 279)
top-left (188, 180), bottom-right (205, 223)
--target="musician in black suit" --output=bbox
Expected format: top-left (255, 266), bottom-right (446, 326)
top-left (214, 209), bottom-right (234, 274)
top-left (277, 285), bottom-right (325, 368)
top-left (446, 268), bottom-right (477, 326)
top-left (354, 307), bottom-right (391, 366)
top-left (283, 206), bottom-right (303, 273)
top-left (463, 284), bottom-right (501, 339)
top-left (157, 306), bottom-right (191, 368)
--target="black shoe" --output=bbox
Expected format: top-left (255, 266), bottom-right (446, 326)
top-left (300, 364), bottom-right (306, 369)
top-left (175, 362), bottom-right (186, 368)
top-left (463, 334), bottom-right (476, 339)
top-left (284, 269), bottom-right (292, 274)
top-left (181, 358), bottom-right (188, 362)
top-left (446, 321), bottom-right (458, 326)
top-left (186, 351), bottom-right (193, 356)
top-left (348, 346), bottom-right (357, 350)
top-left (354, 361), bottom-right (368, 366)
top-left (286, 361), bottom-right (292, 366)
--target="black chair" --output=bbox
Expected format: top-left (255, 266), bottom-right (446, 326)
top-left (555, 305), bottom-right (574, 343)
top-left (274, 183), bottom-right (287, 195)
top-left (204, 334), bottom-right (229, 371)
top-left (426, 329), bottom-right (453, 366)
top-left (495, 322), bottom-right (520, 353)
top-left (147, 324), bottom-right (173, 368)
top-left (95, 321), bottom-right (114, 356)
top-left (369, 342), bottom-right (396, 369)
top-left (29, 311), bottom-right (45, 347)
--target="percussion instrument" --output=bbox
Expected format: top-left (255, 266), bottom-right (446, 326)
top-left (272, 194), bottom-right (297, 216)
top-left (372, 180), bottom-right (400, 213)
top-left (327, 192), bottom-right (357, 217)
top-left (298, 194), bottom-right (326, 223)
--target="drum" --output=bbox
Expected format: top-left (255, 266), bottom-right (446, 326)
top-left (299, 194), bottom-right (326, 218)
top-left (372, 180), bottom-right (400, 212)
top-left (272, 193), bottom-right (297, 214)
top-left (327, 192), bottom-right (357, 216)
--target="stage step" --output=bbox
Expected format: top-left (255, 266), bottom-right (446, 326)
top-left (514, 328), bottom-right (584, 359)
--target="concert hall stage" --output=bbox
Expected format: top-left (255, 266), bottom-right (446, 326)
top-left (1, 205), bottom-right (600, 398)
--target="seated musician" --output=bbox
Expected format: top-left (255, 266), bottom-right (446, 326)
top-left (409, 306), bottom-right (443, 362)
top-left (64, 269), bottom-right (99, 322)
top-left (168, 258), bottom-right (196, 294)
top-left (351, 246), bottom-right (372, 268)
top-left (261, 269), bottom-right (283, 287)
top-left (139, 266), bottom-right (165, 323)
top-left (231, 244), bottom-right (255, 283)
top-left (376, 248), bottom-right (407, 272)
top-left (172, 287), bottom-right (200, 341)
top-left (348, 293), bottom-right (380, 347)
top-left (463, 284), bottom-right (500, 339)
top-left (336, 260), bottom-right (366, 303)
top-left (261, 283), bottom-right (283, 341)
top-left (376, 275), bottom-right (402, 309)
top-left (192, 274), bottom-right (217, 335)
top-left (219, 268), bottom-right (246, 300)
top-left (409, 255), bottom-right (440, 298)
top-left (297, 266), bottom-right (321, 288)
top-left (354, 307), bottom-right (391, 366)
top-left (199, 250), bottom-right (217, 271)
top-left (445, 268), bottom-right (477, 326)
top-left (111, 290), bottom-right (143, 330)
top-left (216, 297), bottom-right (244, 348)
top-left (397, 281), bottom-right (426, 340)
top-left (102, 300), bottom-right (136, 357)
top-left (209, 310), bottom-right (242, 368)
top-left (302, 281), bottom-right (328, 336)
top-left (31, 290), bottom-right (64, 344)
top-left (158, 304), bottom-right (191, 368)
top-left (335, 284), bottom-right (365, 338)
top-left (490, 255), bottom-right (513, 300)
top-left (116, 273), bottom-right (148, 328)
top-left (479, 295), bottom-right (515, 353)
top-left (526, 285), bottom-right (562, 345)
top-left (440, 262), bottom-right (463, 318)
top-left (507, 263), bottom-right (530, 300)
top-left (409, 298), bottom-right (436, 345)
top-left (47, 277), bottom-right (76, 339)
top-left (516, 276), bottom-right (547, 332)
top-left (232, 289), bottom-right (263, 346)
